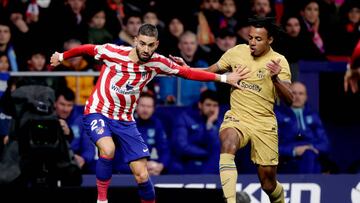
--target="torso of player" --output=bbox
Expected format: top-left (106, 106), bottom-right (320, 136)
top-left (85, 45), bottom-right (162, 121)
top-left (218, 44), bottom-right (290, 128)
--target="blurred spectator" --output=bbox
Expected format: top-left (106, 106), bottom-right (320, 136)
top-left (251, 0), bottom-right (273, 18)
top-left (142, 8), bottom-right (165, 34)
top-left (26, 50), bottom-right (46, 72)
top-left (55, 87), bottom-right (76, 142)
top-left (0, 53), bottom-right (9, 73)
top-left (158, 16), bottom-right (185, 56)
top-left (0, 22), bottom-right (18, 71)
top-left (158, 31), bottom-right (216, 105)
top-left (234, 20), bottom-right (251, 44)
top-left (298, 0), bottom-right (328, 60)
top-left (170, 90), bottom-right (221, 174)
top-left (276, 81), bottom-right (330, 173)
top-left (344, 39), bottom-right (360, 93)
top-left (196, 0), bottom-right (222, 45)
top-left (336, 1), bottom-right (360, 55)
top-left (208, 28), bottom-right (237, 104)
top-left (114, 12), bottom-right (142, 46)
top-left (276, 15), bottom-right (325, 68)
top-left (219, 0), bottom-right (238, 32)
top-left (61, 0), bottom-right (89, 44)
top-left (54, 38), bottom-right (95, 105)
top-left (0, 54), bottom-right (10, 99)
top-left (19, 50), bottom-right (61, 89)
top-left (87, 8), bottom-right (113, 45)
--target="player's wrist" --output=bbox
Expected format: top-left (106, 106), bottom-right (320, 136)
top-left (271, 75), bottom-right (279, 82)
top-left (220, 74), bottom-right (227, 83)
top-left (58, 53), bottom-right (64, 62)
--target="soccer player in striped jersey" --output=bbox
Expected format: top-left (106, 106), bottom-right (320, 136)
top-left (50, 24), bottom-right (249, 203)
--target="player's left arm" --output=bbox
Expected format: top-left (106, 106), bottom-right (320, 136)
top-left (50, 44), bottom-right (97, 67)
top-left (266, 58), bottom-right (294, 106)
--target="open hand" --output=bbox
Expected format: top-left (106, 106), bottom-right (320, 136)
top-left (169, 55), bottom-right (188, 66)
top-left (266, 59), bottom-right (282, 77)
top-left (226, 64), bottom-right (251, 89)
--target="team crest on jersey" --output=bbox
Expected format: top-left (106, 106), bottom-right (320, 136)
top-left (257, 69), bottom-right (266, 79)
top-left (95, 127), bottom-right (105, 135)
top-left (141, 72), bottom-right (147, 79)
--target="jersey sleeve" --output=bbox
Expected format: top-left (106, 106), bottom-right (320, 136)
top-left (63, 44), bottom-right (97, 59)
top-left (216, 48), bottom-right (234, 72)
top-left (93, 43), bottom-right (123, 61)
top-left (151, 55), bottom-right (217, 81)
top-left (277, 56), bottom-right (291, 83)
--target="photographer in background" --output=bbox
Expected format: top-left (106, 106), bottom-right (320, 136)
top-left (54, 87), bottom-right (76, 142)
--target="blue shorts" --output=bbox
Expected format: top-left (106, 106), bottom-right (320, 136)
top-left (82, 113), bottom-right (150, 163)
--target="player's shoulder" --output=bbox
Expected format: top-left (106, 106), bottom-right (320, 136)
top-left (229, 44), bottom-right (249, 52)
top-left (149, 52), bottom-right (171, 63)
top-left (96, 43), bottom-right (132, 52)
top-left (271, 48), bottom-right (286, 59)
top-left (224, 44), bottom-right (250, 57)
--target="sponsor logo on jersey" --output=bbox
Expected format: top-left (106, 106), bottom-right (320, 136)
top-left (239, 81), bottom-right (262, 92)
top-left (111, 84), bottom-right (140, 95)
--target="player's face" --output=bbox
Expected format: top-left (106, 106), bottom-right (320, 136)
top-left (290, 83), bottom-right (307, 108)
top-left (135, 34), bottom-right (159, 62)
top-left (55, 95), bottom-right (74, 119)
top-left (136, 97), bottom-right (155, 120)
top-left (199, 99), bottom-right (219, 118)
top-left (248, 26), bottom-right (273, 57)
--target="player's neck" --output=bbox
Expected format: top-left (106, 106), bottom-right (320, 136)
top-left (129, 48), bottom-right (140, 64)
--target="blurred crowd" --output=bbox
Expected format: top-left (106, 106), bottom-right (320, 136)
top-left (0, 0), bottom-right (359, 103)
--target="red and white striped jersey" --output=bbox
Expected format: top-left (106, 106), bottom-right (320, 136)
top-left (84, 44), bottom-right (183, 121)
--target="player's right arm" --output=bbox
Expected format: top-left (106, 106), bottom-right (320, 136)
top-left (169, 50), bottom-right (232, 74)
top-left (50, 44), bottom-right (97, 67)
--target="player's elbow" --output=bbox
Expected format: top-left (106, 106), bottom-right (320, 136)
top-left (284, 93), bottom-right (294, 106)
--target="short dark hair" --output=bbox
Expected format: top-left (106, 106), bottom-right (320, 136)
top-left (248, 16), bottom-right (282, 38)
top-left (56, 87), bottom-right (75, 102)
top-left (138, 23), bottom-right (158, 39)
top-left (199, 90), bottom-right (219, 103)
top-left (123, 12), bottom-right (142, 25)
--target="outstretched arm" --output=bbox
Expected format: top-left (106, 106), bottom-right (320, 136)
top-left (169, 55), bottom-right (226, 74)
top-left (50, 44), bottom-right (97, 67)
top-left (176, 65), bottom-right (250, 89)
top-left (267, 59), bottom-right (294, 106)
